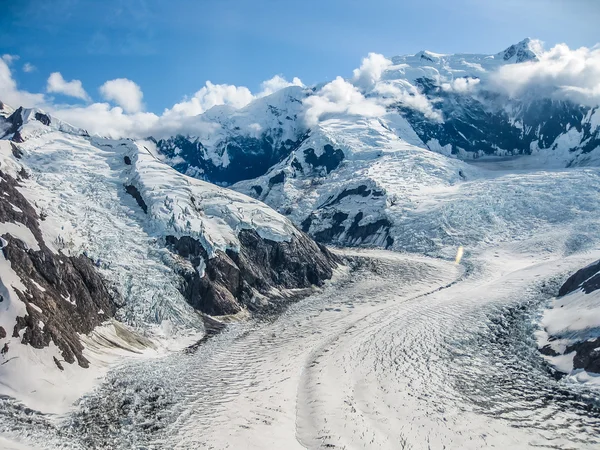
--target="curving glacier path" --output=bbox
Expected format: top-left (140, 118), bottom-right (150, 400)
top-left (4, 161), bottom-right (600, 449)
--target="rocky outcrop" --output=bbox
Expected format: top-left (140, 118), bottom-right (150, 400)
top-left (166, 229), bottom-right (339, 316)
top-left (0, 170), bottom-right (119, 367)
top-left (540, 260), bottom-right (600, 375)
top-left (558, 260), bottom-right (600, 296)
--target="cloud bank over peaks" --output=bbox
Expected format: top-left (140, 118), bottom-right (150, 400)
top-left (304, 52), bottom-right (443, 125)
top-left (258, 75), bottom-right (304, 97)
top-left (490, 43), bottom-right (600, 106)
top-left (2, 41), bottom-right (600, 140)
top-left (163, 81), bottom-right (255, 118)
top-left (352, 52), bottom-right (392, 90)
top-left (304, 76), bottom-right (387, 126)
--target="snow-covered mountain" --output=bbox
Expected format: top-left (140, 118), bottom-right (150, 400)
top-left (154, 87), bottom-right (310, 184)
top-left (150, 39), bottom-right (600, 253)
top-left (155, 39), bottom-right (600, 184)
top-left (0, 106), bottom-right (337, 410)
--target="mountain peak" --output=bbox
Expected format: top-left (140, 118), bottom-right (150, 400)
top-left (497, 38), bottom-right (542, 63)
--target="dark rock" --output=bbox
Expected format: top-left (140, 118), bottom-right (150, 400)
top-left (539, 344), bottom-right (559, 357)
top-left (0, 326), bottom-right (6, 339)
top-left (166, 229), bottom-right (339, 316)
top-left (268, 171), bottom-right (285, 187)
top-left (53, 356), bottom-right (64, 371)
top-left (291, 158), bottom-right (303, 173)
top-left (155, 132), bottom-right (309, 185)
top-left (251, 185), bottom-right (263, 196)
top-left (346, 212), bottom-right (392, 246)
top-left (303, 145), bottom-right (344, 174)
top-left (320, 185), bottom-right (371, 209)
top-left (300, 214), bottom-right (313, 232)
top-left (125, 185), bottom-right (148, 214)
top-left (566, 339), bottom-right (600, 374)
top-left (124, 156), bottom-right (132, 165)
top-left (559, 260), bottom-right (600, 296)
top-left (313, 212), bottom-right (348, 242)
top-left (400, 88), bottom-right (598, 160)
top-left (0, 170), bottom-right (119, 367)
top-left (10, 143), bottom-right (22, 159)
top-left (12, 130), bottom-right (24, 143)
top-left (34, 112), bottom-right (51, 126)
top-left (1, 343), bottom-right (8, 356)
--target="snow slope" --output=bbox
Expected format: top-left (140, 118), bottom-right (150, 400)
top-left (155, 38), bottom-right (600, 192)
top-left (0, 106), bottom-right (336, 412)
top-left (537, 260), bottom-right (600, 383)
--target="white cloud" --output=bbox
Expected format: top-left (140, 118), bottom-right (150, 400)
top-left (22, 63), bottom-right (36, 73)
top-left (51, 103), bottom-right (158, 138)
top-left (352, 53), bottom-right (392, 90)
top-left (99, 78), bottom-right (144, 113)
top-left (2, 54), bottom-right (19, 65)
top-left (374, 81), bottom-right (443, 121)
top-left (441, 77), bottom-right (481, 93)
top-left (47, 72), bottom-right (90, 101)
top-left (489, 43), bottom-right (600, 106)
top-left (0, 58), bottom-right (45, 108)
top-left (258, 75), bottom-right (304, 97)
top-left (304, 53), bottom-right (442, 125)
top-left (304, 76), bottom-right (387, 126)
top-left (163, 81), bottom-right (254, 118)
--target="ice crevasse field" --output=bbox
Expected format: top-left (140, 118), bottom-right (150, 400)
top-left (1, 32), bottom-right (600, 449)
top-left (1, 107), bottom-right (600, 449)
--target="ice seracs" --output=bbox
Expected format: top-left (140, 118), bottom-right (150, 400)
top-left (0, 104), bottom-right (337, 411)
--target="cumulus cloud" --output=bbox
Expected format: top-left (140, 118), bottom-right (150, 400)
top-left (99, 78), bottom-right (144, 113)
top-left (0, 58), bottom-right (45, 108)
top-left (375, 81), bottom-right (443, 121)
top-left (304, 76), bottom-right (387, 126)
top-left (303, 52), bottom-right (443, 126)
top-left (162, 81), bottom-right (254, 119)
top-left (22, 63), bottom-right (36, 73)
top-left (47, 72), bottom-right (90, 101)
top-left (258, 75), bottom-right (304, 97)
top-left (352, 53), bottom-right (392, 90)
top-left (441, 77), bottom-right (481, 93)
top-left (489, 43), bottom-right (600, 106)
top-left (52, 103), bottom-right (158, 138)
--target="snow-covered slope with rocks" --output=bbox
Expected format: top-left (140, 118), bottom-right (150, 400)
top-left (0, 106), bottom-right (337, 411)
top-left (538, 260), bottom-right (600, 383)
top-left (155, 39), bottom-right (600, 192)
top-left (154, 86), bottom-right (310, 184)
top-left (148, 39), bottom-right (600, 255)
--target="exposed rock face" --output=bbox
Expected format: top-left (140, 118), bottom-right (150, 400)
top-left (156, 132), bottom-right (307, 185)
top-left (559, 260), bottom-right (600, 296)
top-left (303, 145), bottom-right (344, 174)
top-left (166, 229), bottom-right (339, 316)
top-left (541, 260), bottom-right (600, 375)
top-left (567, 339), bottom-right (600, 374)
top-left (125, 184), bottom-right (148, 213)
top-left (0, 170), bottom-right (118, 367)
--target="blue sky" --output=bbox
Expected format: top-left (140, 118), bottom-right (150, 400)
top-left (1, 0), bottom-right (599, 113)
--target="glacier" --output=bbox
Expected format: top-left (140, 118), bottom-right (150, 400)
top-left (1, 37), bottom-right (600, 449)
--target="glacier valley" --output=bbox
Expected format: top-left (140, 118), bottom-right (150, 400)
top-left (1, 38), bottom-right (600, 449)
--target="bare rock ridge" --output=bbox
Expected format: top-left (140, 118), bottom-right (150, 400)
top-left (0, 170), bottom-right (118, 368)
top-left (166, 229), bottom-right (339, 316)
